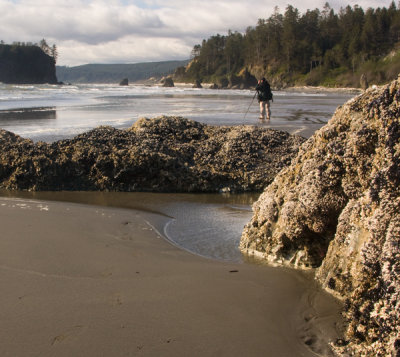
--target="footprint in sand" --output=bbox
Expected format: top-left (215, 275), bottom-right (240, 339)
top-left (51, 325), bottom-right (86, 346)
top-left (110, 293), bottom-right (123, 306)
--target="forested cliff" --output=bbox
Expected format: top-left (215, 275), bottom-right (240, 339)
top-left (0, 44), bottom-right (58, 84)
top-left (176, 2), bottom-right (400, 88)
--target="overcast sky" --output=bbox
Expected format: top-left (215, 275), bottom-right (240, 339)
top-left (0, 0), bottom-right (394, 66)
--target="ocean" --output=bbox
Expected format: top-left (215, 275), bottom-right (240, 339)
top-left (0, 82), bottom-right (357, 142)
top-left (0, 83), bottom-right (357, 261)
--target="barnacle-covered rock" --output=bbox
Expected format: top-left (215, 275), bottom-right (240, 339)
top-left (0, 116), bottom-right (304, 192)
top-left (240, 77), bottom-right (400, 356)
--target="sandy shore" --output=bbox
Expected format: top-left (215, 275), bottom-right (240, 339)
top-left (0, 197), bottom-right (342, 356)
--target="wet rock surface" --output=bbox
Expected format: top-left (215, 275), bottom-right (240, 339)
top-left (0, 116), bottom-right (304, 192)
top-left (240, 77), bottom-right (400, 356)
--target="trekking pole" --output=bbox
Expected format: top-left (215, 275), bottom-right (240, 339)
top-left (244, 91), bottom-right (257, 120)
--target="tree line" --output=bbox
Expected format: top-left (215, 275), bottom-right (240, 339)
top-left (182, 2), bottom-right (400, 87)
top-left (0, 39), bottom-right (58, 63)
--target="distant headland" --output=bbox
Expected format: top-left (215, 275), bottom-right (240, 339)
top-left (56, 60), bottom-right (189, 84)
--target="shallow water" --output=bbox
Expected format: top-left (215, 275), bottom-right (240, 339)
top-left (0, 83), bottom-right (358, 141)
top-left (0, 190), bottom-right (258, 262)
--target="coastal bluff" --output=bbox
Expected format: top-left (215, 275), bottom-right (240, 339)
top-left (240, 78), bottom-right (400, 356)
top-left (0, 116), bottom-right (304, 192)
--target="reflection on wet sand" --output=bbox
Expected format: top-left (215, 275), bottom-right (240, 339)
top-left (0, 107), bottom-right (56, 121)
top-left (0, 190), bottom-right (258, 262)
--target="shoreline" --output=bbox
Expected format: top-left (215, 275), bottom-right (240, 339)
top-left (282, 85), bottom-right (362, 94)
top-left (0, 195), bottom-right (343, 356)
top-left (167, 81), bottom-right (363, 93)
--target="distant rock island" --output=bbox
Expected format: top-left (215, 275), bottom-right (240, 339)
top-left (240, 77), bottom-right (400, 356)
top-left (0, 44), bottom-right (58, 84)
top-left (161, 76), bottom-right (174, 87)
top-left (0, 116), bottom-right (304, 192)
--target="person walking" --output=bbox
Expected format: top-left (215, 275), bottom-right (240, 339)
top-left (256, 78), bottom-right (273, 120)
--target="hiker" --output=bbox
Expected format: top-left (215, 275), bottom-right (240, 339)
top-left (256, 78), bottom-right (273, 120)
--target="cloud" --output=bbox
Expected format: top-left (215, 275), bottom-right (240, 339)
top-left (0, 0), bottom-right (394, 66)
top-left (2, 1), bottom-right (163, 43)
top-left (59, 35), bottom-right (192, 64)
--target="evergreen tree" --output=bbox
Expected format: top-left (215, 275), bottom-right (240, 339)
top-left (184, 2), bottom-right (400, 86)
top-left (282, 5), bottom-right (300, 72)
top-left (39, 38), bottom-right (51, 56)
top-left (51, 44), bottom-right (58, 63)
top-left (225, 31), bottom-right (244, 73)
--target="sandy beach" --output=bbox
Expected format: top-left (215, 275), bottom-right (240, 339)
top-left (0, 196), bottom-right (342, 356)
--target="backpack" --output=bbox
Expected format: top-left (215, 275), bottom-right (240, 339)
top-left (257, 81), bottom-right (273, 101)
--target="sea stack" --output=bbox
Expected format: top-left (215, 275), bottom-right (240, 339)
top-left (161, 76), bottom-right (174, 87)
top-left (192, 79), bottom-right (202, 88)
top-left (0, 44), bottom-right (58, 84)
top-left (240, 76), bottom-right (400, 356)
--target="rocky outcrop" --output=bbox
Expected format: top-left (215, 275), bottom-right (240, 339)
top-left (229, 68), bottom-right (258, 89)
top-left (0, 44), bottom-right (57, 84)
top-left (192, 79), bottom-right (202, 88)
top-left (240, 77), bottom-right (400, 356)
top-left (207, 69), bottom-right (258, 90)
top-left (0, 116), bottom-right (304, 192)
top-left (360, 73), bottom-right (369, 90)
top-left (161, 76), bottom-right (174, 87)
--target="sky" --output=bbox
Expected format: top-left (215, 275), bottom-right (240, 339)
top-left (0, 0), bottom-right (394, 66)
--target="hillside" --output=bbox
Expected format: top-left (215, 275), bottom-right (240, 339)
top-left (177, 3), bottom-right (400, 88)
top-left (56, 60), bottom-right (189, 84)
top-left (0, 44), bottom-right (58, 84)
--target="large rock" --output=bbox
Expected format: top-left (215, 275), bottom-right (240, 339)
top-left (161, 76), bottom-right (174, 87)
top-left (240, 77), bottom-right (400, 356)
top-left (192, 79), bottom-right (202, 88)
top-left (0, 116), bottom-right (304, 192)
top-left (0, 44), bottom-right (58, 84)
top-left (229, 68), bottom-right (258, 89)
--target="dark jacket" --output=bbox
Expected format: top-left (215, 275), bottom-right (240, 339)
top-left (256, 80), bottom-right (273, 102)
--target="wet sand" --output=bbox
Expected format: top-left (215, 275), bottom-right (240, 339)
top-left (0, 190), bottom-right (260, 263)
top-left (0, 196), bottom-right (342, 356)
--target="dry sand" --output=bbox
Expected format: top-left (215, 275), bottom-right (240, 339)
top-left (0, 197), bottom-right (342, 356)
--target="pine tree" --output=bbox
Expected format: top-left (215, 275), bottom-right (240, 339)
top-left (39, 38), bottom-right (51, 56)
top-left (51, 44), bottom-right (58, 63)
top-left (282, 5), bottom-right (300, 72)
